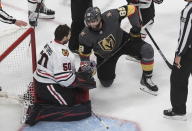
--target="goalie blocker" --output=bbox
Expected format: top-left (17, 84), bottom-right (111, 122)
top-left (25, 24), bottom-right (96, 126)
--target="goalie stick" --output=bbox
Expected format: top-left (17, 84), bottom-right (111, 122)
top-left (92, 111), bottom-right (110, 130)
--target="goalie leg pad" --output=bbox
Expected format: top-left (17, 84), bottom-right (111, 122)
top-left (25, 101), bottom-right (92, 126)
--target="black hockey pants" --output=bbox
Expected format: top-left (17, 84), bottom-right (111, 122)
top-left (170, 48), bottom-right (192, 114)
top-left (69, 0), bottom-right (92, 51)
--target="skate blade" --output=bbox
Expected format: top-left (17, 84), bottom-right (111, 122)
top-left (140, 87), bottom-right (158, 96)
top-left (39, 14), bottom-right (55, 19)
top-left (163, 115), bottom-right (187, 121)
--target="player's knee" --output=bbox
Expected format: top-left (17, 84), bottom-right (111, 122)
top-left (99, 79), bottom-right (114, 87)
top-left (140, 43), bottom-right (154, 59)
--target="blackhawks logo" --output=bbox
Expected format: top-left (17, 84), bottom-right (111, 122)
top-left (62, 49), bottom-right (69, 56)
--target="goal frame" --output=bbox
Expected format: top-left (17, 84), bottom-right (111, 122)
top-left (0, 27), bottom-right (37, 72)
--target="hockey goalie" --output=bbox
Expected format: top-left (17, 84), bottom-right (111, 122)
top-left (25, 24), bottom-right (96, 126)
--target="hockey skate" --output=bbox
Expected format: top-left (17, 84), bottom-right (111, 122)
top-left (38, 3), bottom-right (55, 19)
top-left (140, 75), bottom-right (158, 96)
top-left (163, 109), bottom-right (187, 121)
top-left (125, 55), bottom-right (140, 63)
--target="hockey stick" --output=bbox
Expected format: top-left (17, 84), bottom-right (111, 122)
top-left (92, 111), bottom-right (109, 130)
top-left (0, 90), bottom-right (34, 123)
top-left (145, 28), bottom-right (173, 69)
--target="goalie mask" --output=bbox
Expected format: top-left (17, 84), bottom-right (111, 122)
top-left (84, 7), bottom-right (102, 31)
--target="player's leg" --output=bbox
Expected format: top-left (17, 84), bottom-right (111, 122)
top-left (140, 42), bottom-right (158, 91)
top-left (69, 0), bottom-right (92, 53)
top-left (28, 0), bottom-right (38, 26)
top-left (27, 0), bottom-right (55, 26)
top-left (125, 38), bottom-right (158, 95)
top-left (96, 54), bottom-right (120, 87)
top-left (164, 49), bottom-right (192, 120)
top-left (25, 101), bottom-right (91, 126)
top-left (36, 82), bottom-right (77, 106)
top-left (37, 0), bottom-right (55, 19)
top-left (126, 3), bottom-right (155, 61)
top-left (25, 81), bottom-right (92, 126)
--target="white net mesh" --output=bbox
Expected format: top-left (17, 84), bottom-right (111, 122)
top-left (0, 27), bottom-right (34, 97)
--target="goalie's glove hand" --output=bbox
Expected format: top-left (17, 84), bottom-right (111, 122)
top-left (129, 26), bottom-right (142, 42)
top-left (71, 71), bottom-right (96, 89)
top-left (153, 0), bottom-right (163, 4)
top-left (79, 61), bottom-right (97, 76)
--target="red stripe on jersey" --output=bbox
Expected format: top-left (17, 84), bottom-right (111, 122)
top-left (37, 69), bottom-right (53, 78)
top-left (55, 73), bottom-right (71, 80)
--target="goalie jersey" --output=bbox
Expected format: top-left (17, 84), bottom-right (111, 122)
top-left (34, 41), bottom-right (76, 87)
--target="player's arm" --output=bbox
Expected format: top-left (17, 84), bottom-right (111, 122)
top-left (78, 31), bottom-right (93, 61)
top-left (0, 8), bottom-right (16, 24)
top-left (117, 5), bottom-right (141, 28)
top-left (0, 4), bottom-right (27, 26)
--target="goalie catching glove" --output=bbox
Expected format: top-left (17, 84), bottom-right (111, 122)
top-left (70, 61), bottom-right (97, 90)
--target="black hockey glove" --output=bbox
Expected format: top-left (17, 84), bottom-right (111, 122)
top-left (71, 71), bottom-right (96, 90)
top-left (153, 0), bottom-right (163, 4)
top-left (129, 26), bottom-right (142, 42)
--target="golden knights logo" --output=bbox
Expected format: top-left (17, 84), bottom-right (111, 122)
top-left (62, 49), bottom-right (69, 56)
top-left (98, 34), bottom-right (116, 51)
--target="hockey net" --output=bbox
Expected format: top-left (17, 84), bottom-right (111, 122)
top-left (0, 27), bottom-right (37, 122)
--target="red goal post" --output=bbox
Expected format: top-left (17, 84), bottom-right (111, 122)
top-left (0, 27), bottom-right (37, 103)
top-left (0, 27), bottom-right (37, 70)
